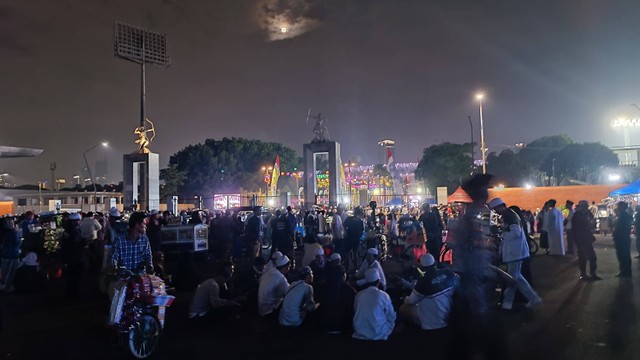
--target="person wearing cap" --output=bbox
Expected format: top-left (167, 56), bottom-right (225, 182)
top-left (613, 201), bottom-right (633, 278)
top-left (258, 255), bottom-right (290, 317)
top-left (488, 198), bottom-right (542, 310)
top-left (279, 266), bottom-right (319, 327)
top-left (355, 248), bottom-right (387, 290)
top-left (309, 247), bottom-right (327, 293)
top-left (319, 252), bottom-right (356, 333)
top-left (352, 268), bottom-right (396, 340)
top-left (302, 235), bottom-right (323, 268)
top-left (264, 251), bottom-right (283, 273)
top-left (399, 254), bottom-right (459, 330)
top-left (572, 200), bottom-right (600, 281)
top-left (110, 212), bottom-right (153, 275)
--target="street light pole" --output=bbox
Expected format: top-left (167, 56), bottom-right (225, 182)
top-left (476, 93), bottom-right (486, 174)
top-left (468, 115), bottom-right (475, 174)
top-left (83, 142), bottom-right (108, 212)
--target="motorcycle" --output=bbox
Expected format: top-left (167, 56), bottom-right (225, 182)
top-left (108, 268), bottom-right (175, 359)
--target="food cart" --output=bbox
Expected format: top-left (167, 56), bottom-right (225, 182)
top-left (160, 224), bottom-right (209, 254)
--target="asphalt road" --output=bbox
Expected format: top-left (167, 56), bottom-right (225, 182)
top-left (1, 234), bottom-right (639, 360)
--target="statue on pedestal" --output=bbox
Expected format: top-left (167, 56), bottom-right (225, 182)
top-left (133, 118), bottom-right (156, 154)
top-left (307, 109), bottom-right (329, 142)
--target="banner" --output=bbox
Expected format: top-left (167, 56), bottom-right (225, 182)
top-left (269, 155), bottom-right (280, 197)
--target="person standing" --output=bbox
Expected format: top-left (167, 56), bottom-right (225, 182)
top-left (270, 210), bottom-right (294, 259)
top-left (245, 207), bottom-right (264, 258)
top-left (564, 200), bottom-right (575, 255)
top-left (343, 207), bottom-right (365, 271)
top-left (0, 217), bottom-right (21, 292)
top-left (633, 205), bottom-right (640, 259)
top-left (61, 213), bottom-right (85, 297)
top-left (488, 198), bottom-right (542, 310)
top-left (613, 202), bottom-right (632, 278)
top-left (543, 200), bottom-right (565, 256)
top-left (572, 201), bottom-right (600, 281)
top-left (537, 202), bottom-right (550, 254)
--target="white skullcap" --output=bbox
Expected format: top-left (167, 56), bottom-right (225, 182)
top-left (419, 253), bottom-right (436, 267)
top-left (364, 268), bottom-right (380, 283)
top-left (271, 251), bottom-right (283, 260)
top-left (329, 253), bottom-right (341, 262)
top-left (367, 248), bottom-right (379, 256)
top-left (275, 255), bottom-right (290, 267)
top-left (315, 248), bottom-right (325, 256)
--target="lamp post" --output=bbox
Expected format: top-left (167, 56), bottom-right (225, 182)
top-left (83, 142), bottom-right (108, 212)
top-left (475, 93), bottom-right (486, 174)
top-left (468, 115), bottom-right (475, 174)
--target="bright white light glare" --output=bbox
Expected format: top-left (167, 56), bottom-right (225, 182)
top-left (525, 183), bottom-right (533, 189)
top-left (102, 142), bottom-right (109, 147)
top-left (475, 92), bottom-right (485, 101)
top-left (608, 174), bottom-right (622, 182)
top-left (280, 27), bottom-right (288, 33)
top-left (611, 118), bottom-right (640, 128)
top-left (417, 196), bottom-right (422, 201)
top-left (417, 187), bottom-right (423, 193)
top-left (343, 198), bottom-right (350, 204)
top-left (267, 199), bottom-right (275, 207)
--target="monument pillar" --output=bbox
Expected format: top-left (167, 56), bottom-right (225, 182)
top-left (303, 141), bottom-right (342, 207)
top-left (123, 152), bottom-right (160, 211)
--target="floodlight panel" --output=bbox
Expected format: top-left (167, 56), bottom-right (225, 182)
top-left (612, 118), bottom-right (640, 128)
top-left (114, 22), bottom-right (170, 67)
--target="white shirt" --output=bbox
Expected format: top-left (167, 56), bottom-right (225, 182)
top-left (80, 217), bottom-right (102, 240)
top-left (188, 279), bottom-right (233, 318)
top-left (258, 268), bottom-right (289, 316)
top-left (352, 286), bottom-right (396, 340)
top-left (405, 282), bottom-right (455, 330)
top-left (355, 260), bottom-right (387, 290)
top-left (332, 213), bottom-right (344, 239)
top-left (279, 280), bottom-right (315, 326)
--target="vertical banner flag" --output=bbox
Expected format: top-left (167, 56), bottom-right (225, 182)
top-left (269, 155), bottom-right (280, 197)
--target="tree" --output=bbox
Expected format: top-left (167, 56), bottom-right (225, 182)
top-left (518, 134), bottom-right (573, 169)
top-left (160, 163), bottom-right (187, 200)
top-left (164, 137), bottom-right (301, 197)
top-left (415, 142), bottom-right (473, 195)
top-left (486, 149), bottom-right (533, 187)
top-left (540, 142), bottom-right (618, 184)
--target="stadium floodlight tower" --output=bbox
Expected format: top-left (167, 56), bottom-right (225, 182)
top-left (114, 21), bottom-right (170, 211)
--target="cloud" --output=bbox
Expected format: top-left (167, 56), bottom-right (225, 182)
top-left (257, 0), bottom-right (326, 41)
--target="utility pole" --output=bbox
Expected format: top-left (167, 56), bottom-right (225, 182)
top-left (468, 116), bottom-right (475, 174)
top-left (50, 162), bottom-right (56, 190)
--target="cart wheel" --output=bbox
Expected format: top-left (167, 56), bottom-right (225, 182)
top-left (128, 314), bottom-right (160, 359)
top-left (528, 238), bottom-right (539, 255)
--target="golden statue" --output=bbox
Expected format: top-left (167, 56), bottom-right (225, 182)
top-left (134, 118), bottom-right (156, 153)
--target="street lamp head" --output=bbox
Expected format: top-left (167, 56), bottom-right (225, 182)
top-left (101, 142), bottom-right (109, 147)
top-left (475, 92), bottom-right (485, 101)
top-left (261, 166), bottom-right (266, 171)
top-left (611, 117), bottom-right (640, 128)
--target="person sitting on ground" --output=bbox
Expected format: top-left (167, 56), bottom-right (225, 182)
top-left (355, 248), bottom-right (387, 290)
top-left (302, 235), bottom-right (323, 268)
top-left (258, 255), bottom-right (290, 317)
top-left (264, 251), bottom-right (283, 273)
top-left (352, 268), bottom-right (396, 341)
top-left (320, 254), bottom-right (356, 334)
top-left (189, 261), bottom-right (240, 323)
top-left (279, 266), bottom-right (319, 327)
top-left (309, 248), bottom-right (327, 295)
top-left (231, 256), bottom-right (265, 306)
top-left (399, 254), bottom-right (458, 330)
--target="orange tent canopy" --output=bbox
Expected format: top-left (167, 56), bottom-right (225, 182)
top-left (448, 186), bottom-right (472, 203)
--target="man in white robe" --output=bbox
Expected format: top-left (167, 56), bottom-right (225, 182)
top-left (543, 199), bottom-right (565, 256)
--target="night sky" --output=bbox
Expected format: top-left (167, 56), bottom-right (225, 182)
top-left (2, 0), bottom-right (640, 185)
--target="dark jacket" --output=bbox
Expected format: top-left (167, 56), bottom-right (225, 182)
top-left (0, 229), bottom-right (20, 259)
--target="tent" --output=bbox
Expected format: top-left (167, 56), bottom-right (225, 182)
top-left (610, 179), bottom-right (640, 196)
top-left (448, 186), bottom-right (472, 203)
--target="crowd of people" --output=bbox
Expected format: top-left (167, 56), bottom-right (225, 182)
top-left (2, 174), bottom-right (640, 358)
